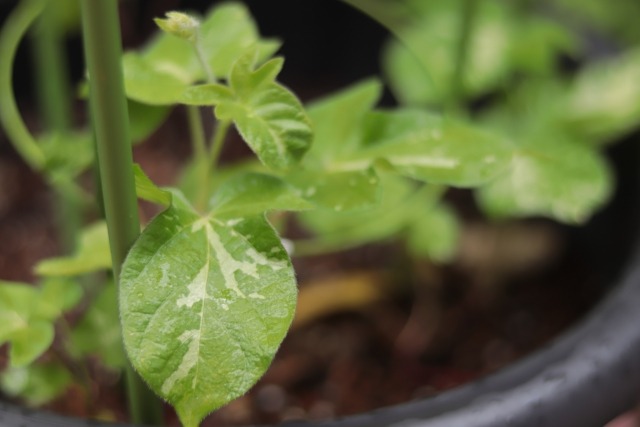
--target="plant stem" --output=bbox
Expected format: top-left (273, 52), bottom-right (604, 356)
top-left (197, 119), bottom-right (231, 211)
top-left (31, 3), bottom-right (72, 133)
top-left (449, 0), bottom-right (480, 113)
top-left (187, 106), bottom-right (207, 160)
top-left (0, 0), bottom-right (46, 171)
top-left (79, 0), bottom-right (162, 424)
top-left (31, 3), bottom-right (81, 252)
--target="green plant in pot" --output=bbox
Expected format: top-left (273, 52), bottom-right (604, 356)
top-left (1, 0), bottom-right (640, 426)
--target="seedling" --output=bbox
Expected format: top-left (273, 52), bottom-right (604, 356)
top-left (1, 0), bottom-right (639, 426)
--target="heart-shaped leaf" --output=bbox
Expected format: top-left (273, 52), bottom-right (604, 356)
top-left (120, 193), bottom-right (296, 427)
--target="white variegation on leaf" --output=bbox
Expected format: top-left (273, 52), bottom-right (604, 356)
top-left (120, 193), bottom-right (296, 427)
top-left (350, 110), bottom-right (512, 187)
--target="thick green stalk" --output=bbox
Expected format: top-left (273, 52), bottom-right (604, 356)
top-left (449, 0), bottom-right (480, 112)
top-left (0, 0), bottom-right (46, 171)
top-left (79, 0), bottom-right (162, 424)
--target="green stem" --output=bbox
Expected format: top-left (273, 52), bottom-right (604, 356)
top-left (0, 0), bottom-right (46, 171)
top-left (79, 1), bottom-right (162, 425)
top-left (194, 31), bottom-right (215, 83)
top-left (197, 119), bottom-right (231, 211)
top-left (208, 119), bottom-right (231, 169)
top-left (187, 106), bottom-right (206, 160)
top-left (31, 3), bottom-right (81, 252)
top-left (31, 3), bottom-right (72, 133)
top-left (449, 0), bottom-right (480, 113)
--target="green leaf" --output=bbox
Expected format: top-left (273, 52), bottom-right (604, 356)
top-left (352, 110), bottom-right (512, 187)
top-left (123, 3), bottom-right (280, 105)
top-left (306, 79), bottom-right (382, 162)
top-left (120, 193), bottom-right (297, 427)
top-left (179, 83), bottom-right (233, 106)
top-left (296, 174), bottom-right (416, 252)
top-left (383, 0), bottom-right (513, 105)
top-left (0, 362), bottom-right (71, 406)
top-left (0, 283), bottom-right (54, 367)
top-left (561, 48), bottom-right (640, 143)
top-left (36, 279), bottom-right (83, 320)
top-left (476, 136), bottom-right (613, 224)
top-left (35, 222), bottom-right (111, 277)
top-left (285, 168), bottom-right (381, 212)
top-left (122, 52), bottom-right (189, 105)
top-left (279, 80), bottom-right (383, 211)
top-left (406, 203), bottom-right (459, 262)
top-left (210, 172), bottom-right (313, 216)
top-left (71, 282), bottom-right (126, 370)
top-left (133, 164), bottom-right (172, 206)
top-left (9, 321), bottom-right (55, 367)
top-left (215, 79), bottom-right (312, 170)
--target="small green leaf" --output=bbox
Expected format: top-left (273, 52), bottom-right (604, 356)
top-left (133, 164), bottom-right (172, 206)
top-left (352, 110), bottom-right (512, 187)
top-left (476, 136), bottom-right (613, 223)
top-left (35, 222), bottom-right (111, 277)
top-left (9, 321), bottom-right (54, 368)
top-left (71, 282), bottom-right (126, 370)
top-left (0, 362), bottom-right (71, 406)
top-left (216, 80), bottom-right (312, 170)
top-left (120, 193), bottom-right (296, 427)
top-left (0, 281), bottom-right (78, 368)
top-left (210, 172), bottom-right (313, 217)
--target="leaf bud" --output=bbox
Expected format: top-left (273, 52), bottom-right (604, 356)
top-left (154, 11), bottom-right (200, 43)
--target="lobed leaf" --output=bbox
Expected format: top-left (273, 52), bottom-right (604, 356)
top-left (120, 192), bottom-right (296, 427)
top-left (215, 81), bottom-right (312, 171)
